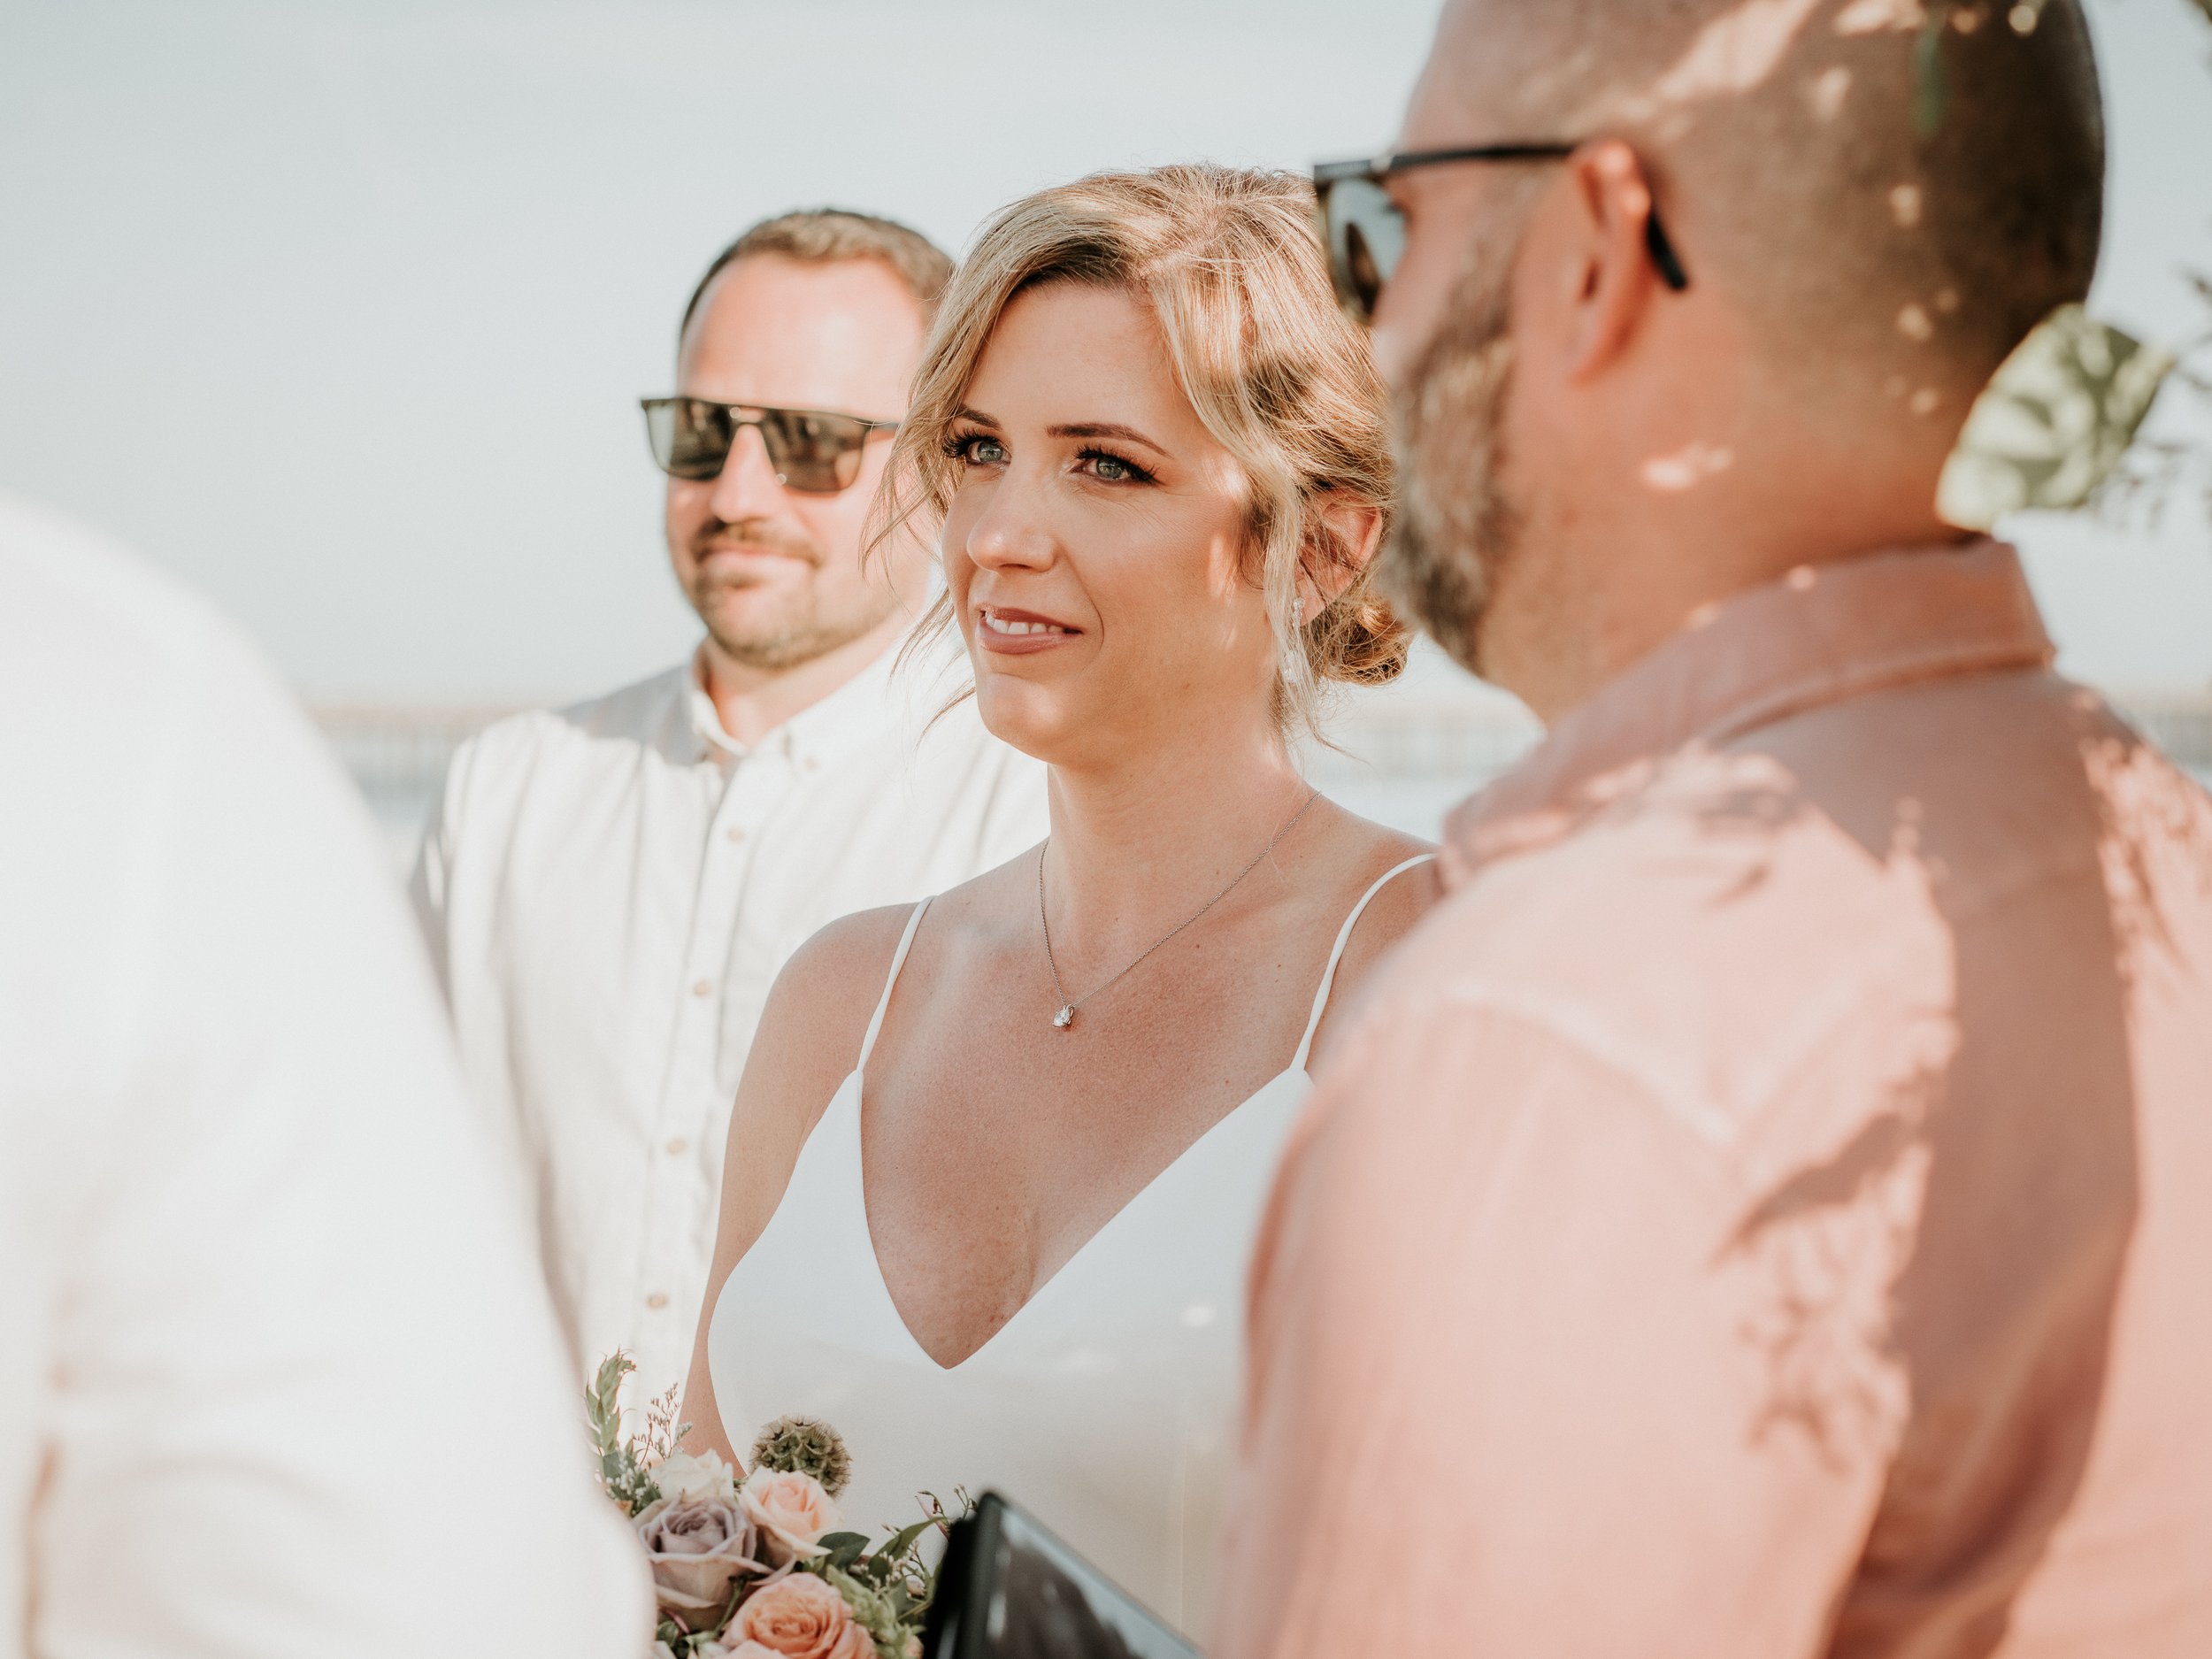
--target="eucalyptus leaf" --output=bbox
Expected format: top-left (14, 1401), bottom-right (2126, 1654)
top-left (881, 1517), bottom-right (936, 1563)
top-left (819, 1530), bottom-right (872, 1570)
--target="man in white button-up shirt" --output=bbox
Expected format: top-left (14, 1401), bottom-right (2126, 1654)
top-left (0, 495), bottom-right (649, 1656)
top-left (411, 211), bottom-right (1048, 1405)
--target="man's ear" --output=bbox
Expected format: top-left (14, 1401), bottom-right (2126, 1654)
top-left (1559, 140), bottom-right (1667, 382)
top-left (1295, 494), bottom-right (1386, 625)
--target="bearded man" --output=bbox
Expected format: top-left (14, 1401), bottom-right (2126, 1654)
top-left (413, 211), bottom-right (1046, 1404)
top-left (1217, 4), bottom-right (2212, 1655)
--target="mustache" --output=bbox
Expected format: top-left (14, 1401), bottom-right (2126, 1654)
top-left (689, 516), bottom-right (824, 567)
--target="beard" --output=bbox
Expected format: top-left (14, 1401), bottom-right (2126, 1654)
top-left (1376, 234), bottom-right (1525, 679)
top-left (684, 515), bottom-right (902, 672)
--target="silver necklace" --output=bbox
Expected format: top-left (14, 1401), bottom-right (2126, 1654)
top-left (1037, 789), bottom-right (1321, 1032)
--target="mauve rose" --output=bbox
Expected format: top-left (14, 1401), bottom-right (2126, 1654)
top-left (634, 1494), bottom-right (773, 1624)
top-left (740, 1469), bottom-right (841, 1565)
top-left (727, 1572), bottom-right (870, 1659)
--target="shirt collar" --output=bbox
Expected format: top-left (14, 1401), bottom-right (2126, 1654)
top-left (684, 651), bottom-right (747, 765)
top-left (1442, 538), bottom-right (2056, 884)
top-left (675, 635), bottom-right (910, 772)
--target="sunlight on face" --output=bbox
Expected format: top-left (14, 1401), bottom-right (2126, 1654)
top-left (940, 283), bottom-right (1272, 765)
top-left (668, 255), bottom-right (928, 671)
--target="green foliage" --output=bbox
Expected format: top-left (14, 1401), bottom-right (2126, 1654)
top-left (585, 1352), bottom-right (664, 1517)
top-left (2093, 270), bottom-right (2212, 531)
top-left (1939, 305), bottom-right (2174, 526)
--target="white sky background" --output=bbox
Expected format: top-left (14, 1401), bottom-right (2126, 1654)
top-left (2, 0), bottom-right (2208, 707)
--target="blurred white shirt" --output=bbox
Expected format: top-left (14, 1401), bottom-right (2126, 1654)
top-left (0, 497), bottom-right (650, 1659)
top-left (411, 638), bottom-right (1047, 1406)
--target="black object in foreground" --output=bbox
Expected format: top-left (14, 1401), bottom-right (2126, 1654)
top-left (924, 1493), bottom-right (1202, 1659)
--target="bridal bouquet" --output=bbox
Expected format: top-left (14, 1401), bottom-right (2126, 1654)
top-left (588, 1355), bottom-right (945, 1659)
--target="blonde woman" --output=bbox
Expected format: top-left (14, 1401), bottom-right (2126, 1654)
top-left (678, 165), bottom-right (1436, 1633)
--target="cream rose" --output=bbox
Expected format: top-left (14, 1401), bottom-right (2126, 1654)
top-left (634, 1494), bottom-right (772, 1624)
top-left (656, 1448), bottom-right (740, 1503)
top-left (740, 1468), bottom-right (842, 1565)
top-left (727, 1572), bottom-right (871, 1659)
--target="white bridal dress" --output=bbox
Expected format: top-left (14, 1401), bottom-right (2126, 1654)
top-left (709, 855), bottom-right (1433, 1636)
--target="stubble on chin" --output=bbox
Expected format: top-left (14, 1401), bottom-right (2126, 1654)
top-left (1375, 250), bottom-right (1523, 680)
top-left (685, 519), bottom-right (896, 672)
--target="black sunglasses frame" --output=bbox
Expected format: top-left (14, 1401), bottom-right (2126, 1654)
top-left (638, 396), bottom-right (901, 494)
top-left (1312, 142), bottom-right (1691, 321)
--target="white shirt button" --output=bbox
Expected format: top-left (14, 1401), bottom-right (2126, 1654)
top-left (664, 1137), bottom-right (688, 1156)
top-left (725, 825), bottom-right (746, 844)
top-left (645, 1292), bottom-right (670, 1310)
top-left (691, 979), bottom-right (713, 998)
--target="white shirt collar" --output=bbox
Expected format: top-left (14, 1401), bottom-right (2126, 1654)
top-left (681, 636), bottom-right (912, 772)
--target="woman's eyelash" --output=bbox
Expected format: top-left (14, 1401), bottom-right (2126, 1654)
top-left (1077, 446), bottom-right (1157, 485)
top-left (939, 432), bottom-right (1154, 483)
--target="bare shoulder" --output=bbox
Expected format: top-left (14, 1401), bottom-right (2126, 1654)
top-left (733, 902), bottom-right (926, 1164)
top-left (1330, 807), bottom-right (1440, 953)
top-left (758, 902), bottom-right (927, 1099)
top-left (1302, 805), bottom-right (1440, 1053)
top-left (706, 902), bottom-right (926, 1279)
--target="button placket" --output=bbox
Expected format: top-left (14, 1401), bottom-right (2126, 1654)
top-left (634, 749), bottom-right (791, 1368)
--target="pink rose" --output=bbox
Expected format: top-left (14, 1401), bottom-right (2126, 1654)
top-left (740, 1468), bottom-right (842, 1565)
top-left (634, 1494), bottom-right (774, 1625)
top-left (728, 1572), bottom-right (871, 1659)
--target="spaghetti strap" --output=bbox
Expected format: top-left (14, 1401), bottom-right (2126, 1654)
top-left (1291, 854), bottom-right (1436, 1073)
top-left (856, 897), bottom-right (933, 1074)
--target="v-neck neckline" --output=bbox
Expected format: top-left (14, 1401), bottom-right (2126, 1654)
top-left (841, 1061), bottom-right (1310, 1374)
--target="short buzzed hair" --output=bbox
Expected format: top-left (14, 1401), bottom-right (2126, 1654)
top-left (1439, 0), bottom-right (2105, 403)
top-left (678, 208), bottom-right (955, 345)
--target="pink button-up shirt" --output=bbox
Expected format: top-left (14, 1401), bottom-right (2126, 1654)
top-left (1217, 541), bottom-right (2212, 1658)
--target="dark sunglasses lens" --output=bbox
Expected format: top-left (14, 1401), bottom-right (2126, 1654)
top-left (1323, 178), bottom-right (1405, 323)
top-left (760, 409), bottom-right (872, 494)
top-left (644, 398), bottom-right (731, 480)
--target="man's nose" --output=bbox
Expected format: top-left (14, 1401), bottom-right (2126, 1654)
top-left (708, 423), bottom-right (790, 522)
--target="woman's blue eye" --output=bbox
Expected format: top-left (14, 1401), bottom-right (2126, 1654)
top-left (942, 432), bottom-right (1008, 466)
top-left (1078, 447), bottom-right (1155, 485)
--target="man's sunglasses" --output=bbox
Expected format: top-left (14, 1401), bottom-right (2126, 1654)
top-left (1312, 142), bottom-right (1691, 325)
top-left (639, 396), bottom-right (900, 494)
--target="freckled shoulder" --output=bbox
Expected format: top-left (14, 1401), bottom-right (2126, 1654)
top-left (1301, 820), bottom-right (1442, 1063)
top-left (1338, 832), bottom-right (1441, 963)
top-left (761, 903), bottom-right (928, 1100)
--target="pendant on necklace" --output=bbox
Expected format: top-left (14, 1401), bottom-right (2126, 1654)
top-left (1053, 1004), bottom-right (1077, 1031)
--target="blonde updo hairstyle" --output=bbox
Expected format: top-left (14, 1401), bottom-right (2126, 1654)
top-left (873, 163), bottom-right (1408, 737)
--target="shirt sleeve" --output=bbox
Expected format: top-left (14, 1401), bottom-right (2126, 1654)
top-left (1212, 999), bottom-right (1901, 1659)
top-left (32, 626), bottom-right (649, 1656)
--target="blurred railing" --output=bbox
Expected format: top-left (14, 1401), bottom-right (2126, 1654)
top-left (316, 686), bottom-right (2212, 857)
top-left (317, 704), bottom-right (522, 806)
top-left (2117, 688), bottom-right (2212, 770)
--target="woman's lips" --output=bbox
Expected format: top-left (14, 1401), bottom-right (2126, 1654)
top-left (976, 605), bottom-right (1079, 656)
